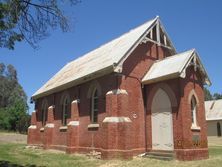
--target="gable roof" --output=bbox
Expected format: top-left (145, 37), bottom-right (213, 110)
top-left (32, 16), bottom-right (175, 100)
top-left (142, 49), bottom-right (211, 85)
top-left (205, 99), bottom-right (222, 121)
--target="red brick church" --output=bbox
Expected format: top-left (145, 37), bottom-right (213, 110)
top-left (28, 16), bottom-right (211, 160)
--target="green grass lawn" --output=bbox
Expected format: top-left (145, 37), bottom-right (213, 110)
top-left (0, 143), bottom-right (222, 167)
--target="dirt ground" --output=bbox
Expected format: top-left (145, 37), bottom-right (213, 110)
top-left (0, 132), bottom-right (27, 144)
top-left (208, 136), bottom-right (222, 146)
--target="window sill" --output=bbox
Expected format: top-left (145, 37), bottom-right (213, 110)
top-left (88, 123), bottom-right (99, 129)
top-left (59, 126), bottom-right (68, 131)
top-left (40, 127), bottom-right (44, 132)
top-left (191, 125), bottom-right (201, 131)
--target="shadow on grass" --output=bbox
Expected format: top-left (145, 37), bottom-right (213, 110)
top-left (0, 160), bottom-right (45, 167)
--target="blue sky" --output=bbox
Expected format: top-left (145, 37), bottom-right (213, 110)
top-left (1, 0), bottom-right (221, 113)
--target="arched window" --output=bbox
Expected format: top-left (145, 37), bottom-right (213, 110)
top-left (61, 95), bottom-right (70, 126)
top-left (91, 88), bottom-right (98, 123)
top-left (191, 96), bottom-right (198, 127)
top-left (41, 100), bottom-right (48, 126)
top-left (217, 122), bottom-right (221, 137)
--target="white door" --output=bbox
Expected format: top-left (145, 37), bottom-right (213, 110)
top-left (151, 88), bottom-right (174, 150)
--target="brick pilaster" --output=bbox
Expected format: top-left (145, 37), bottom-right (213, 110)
top-left (43, 105), bottom-right (55, 149)
top-left (66, 99), bottom-right (80, 153)
top-left (27, 111), bottom-right (37, 145)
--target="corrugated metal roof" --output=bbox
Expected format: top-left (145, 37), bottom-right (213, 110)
top-left (205, 100), bottom-right (222, 121)
top-left (142, 49), bottom-right (194, 84)
top-left (142, 49), bottom-right (211, 85)
top-left (32, 17), bottom-right (158, 99)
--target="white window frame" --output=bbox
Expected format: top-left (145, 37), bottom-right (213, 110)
top-left (191, 97), bottom-right (197, 127)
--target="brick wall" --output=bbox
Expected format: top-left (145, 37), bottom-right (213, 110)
top-left (28, 41), bottom-right (208, 160)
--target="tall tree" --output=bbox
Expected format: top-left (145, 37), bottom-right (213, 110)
top-left (0, 0), bottom-right (80, 49)
top-left (0, 63), bottom-right (29, 132)
top-left (0, 63), bottom-right (5, 75)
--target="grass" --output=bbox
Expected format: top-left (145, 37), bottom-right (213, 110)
top-left (0, 144), bottom-right (222, 167)
top-left (0, 143), bottom-right (103, 167)
top-left (0, 132), bottom-right (222, 167)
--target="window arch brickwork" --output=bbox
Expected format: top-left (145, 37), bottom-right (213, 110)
top-left (41, 98), bottom-right (48, 126)
top-left (60, 92), bottom-right (71, 126)
top-left (91, 88), bottom-right (99, 123)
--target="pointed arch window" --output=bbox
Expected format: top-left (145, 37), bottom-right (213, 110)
top-left (41, 100), bottom-right (48, 126)
top-left (191, 96), bottom-right (198, 127)
top-left (91, 88), bottom-right (98, 123)
top-left (61, 95), bottom-right (70, 126)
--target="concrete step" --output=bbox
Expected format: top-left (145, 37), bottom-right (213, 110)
top-left (145, 151), bottom-right (175, 161)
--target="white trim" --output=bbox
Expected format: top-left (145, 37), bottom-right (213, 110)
top-left (114, 17), bottom-right (159, 73)
top-left (191, 125), bottom-right (201, 131)
top-left (106, 89), bottom-right (128, 95)
top-left (68, 121), bottom-right (79, 126)
top-left (72, 99), bottom-right (80, 104)
top-left (28, 125), bottom-right (37, 129)
top-left (141, 37), bottom-right (173, 50)
top-left (59, 126), bottom-right (68, 130)
top-left (206, 118), bottom-right (222, 121)
top-left (40, 127), bottom-right (44, 132)
top-left (48, 105), bottom-right (54, 109)
top-left (87, 123), bottom-right (100, 128)
top-left (45, 123), bottom-right (54, 128)
top-left (191, 97), bottom-right (198, 127)
top-left (103, 117), bottom-right (132, 123)
top-left (156, 20), bottom-right (161, 45)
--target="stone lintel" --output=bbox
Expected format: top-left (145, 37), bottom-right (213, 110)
top-left (48, 105), bottom-right (55, 109)
top-left (106, 89), bottom-right (128, 95)
top-left (45, 123), bottom-right (55, 128)
top-left (72, 99), bottom-right (80, 104)
top-left (68, 121), bottom-right (80, 126)
top-left (28, 125), bottom-right (37, 129)
top-left (103, 117), bottom-right (132, 123)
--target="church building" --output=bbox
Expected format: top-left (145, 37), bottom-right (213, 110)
top-left (28, 16), bottom-right (211, 160)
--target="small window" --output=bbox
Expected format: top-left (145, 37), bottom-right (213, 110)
top-left (61, 96), bottom-right (70, 126)
top-left (191, 96), bottom-right (197, 127)
top-left (41, 100), bottom-right (48, 126)
top-left (91, 88), bottom-right (98, 123)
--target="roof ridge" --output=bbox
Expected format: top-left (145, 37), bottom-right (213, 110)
top-left (67, 17), bottom-right (158, 65)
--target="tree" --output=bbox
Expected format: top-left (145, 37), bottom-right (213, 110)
top-left (204, 87), bottom-right (222, 101)
top-left (0, 63), bottom-right (5, 75)
top-left (0, 0), bottom-right (80, 49)
top-left (0, 62), bottom-right (30, 133)
top-left (213, 93), bottom-right (222, 100)
top-left (204, 87), bottom-right (213, 101)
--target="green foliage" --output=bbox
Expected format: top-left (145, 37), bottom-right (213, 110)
top-left (204, 87), bottom-right (222, 101)
top-left (213, 93), bottom-right (222, 100)
top-left (0, 0), bottom-right (80, 49)
top-left (0, 63), bottom-right (30, 133)
top-left (204, 87), bottom-right (213, 101)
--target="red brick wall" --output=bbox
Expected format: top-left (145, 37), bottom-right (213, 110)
top-left (28, 41), bottom-right (208, 160)
top-left (144, 65), bottom-right (208, 160)
top-left (120, 42), bottom-right (169, 153)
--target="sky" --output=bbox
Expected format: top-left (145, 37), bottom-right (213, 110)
top-left (1, 0), bottom-right (222, 113)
